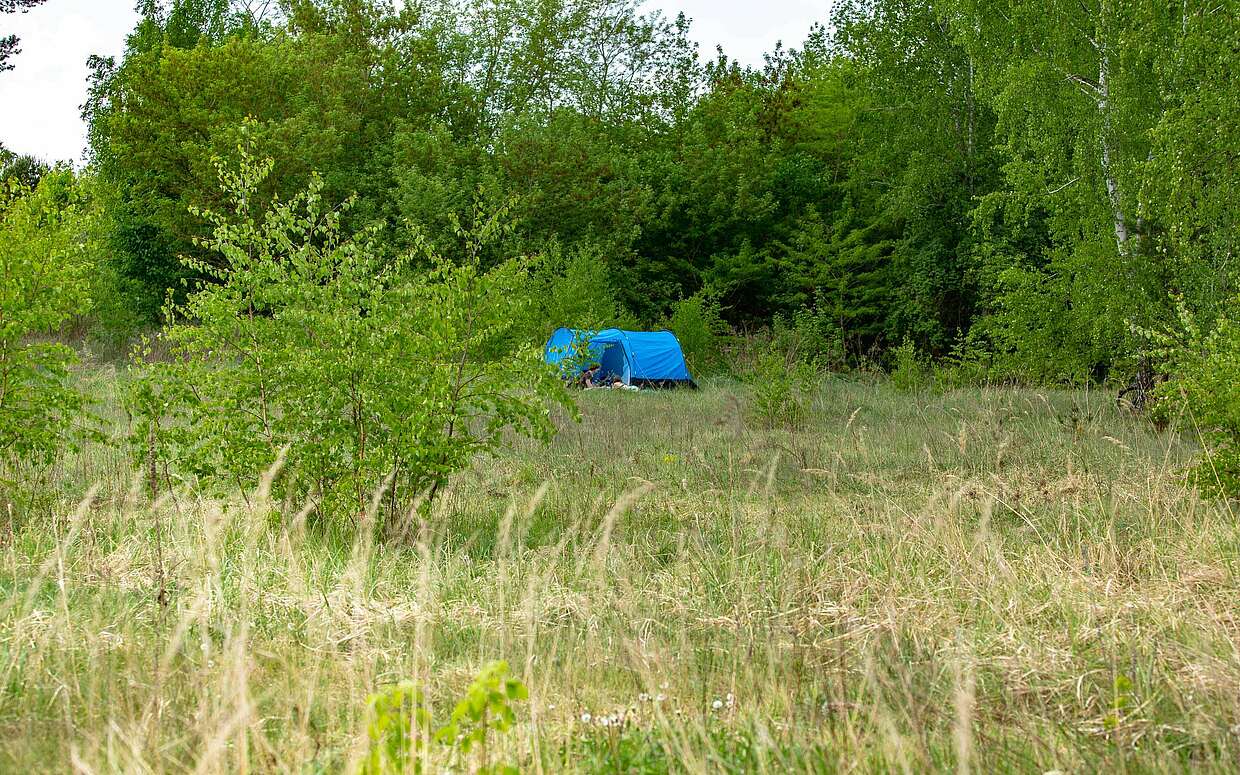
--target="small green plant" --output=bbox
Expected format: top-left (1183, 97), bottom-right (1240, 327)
top-left (889, 338), bottom-right (929, 393)
top-left (1102, 673), bottom-right (1134, 734)
top-left (363, 661), bottom-right (528, 775)
top-left (365, 682), bottom-right (432, 774)
top-left (435, 660), bottom-right (528, 773)
top-left (747, 350), bottom-right (816, 429)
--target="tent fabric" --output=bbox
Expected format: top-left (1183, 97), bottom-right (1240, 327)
top-left (544, 327), bottom-right (693, 385)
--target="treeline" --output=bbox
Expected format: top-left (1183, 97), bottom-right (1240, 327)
top-left (4, 0), bottom-right (1240, 507)
top-left (12, 0), bottom-right (1240, 383)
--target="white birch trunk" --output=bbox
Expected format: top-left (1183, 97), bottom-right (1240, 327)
top-left (1097, 47), bottom-right (1131, 255)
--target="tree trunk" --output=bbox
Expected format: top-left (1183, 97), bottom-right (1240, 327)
top-left (1098, 45), bottom-right (1131, 256)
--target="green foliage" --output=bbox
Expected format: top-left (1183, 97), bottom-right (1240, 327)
top-left (435, 660), bottom-right (528, 770)
top-left (0, 170), bottom-right (95, 470)
top-left (932, 331), bottom-right (995, 391)
top-left (364, 682), bottom-right (431, 775)
top-left (363, 661), bottom-right (527, 775)
top-left (130, 141), bottom-right (571, 528)
top-left (0, 151), bottom-right (49, 191)
top-left (68, 0), bottom-right (1240, 390)
top-left (664, 287), bottom-right (727, 377)
top-left (889, 339), bottom-right (929, 394)
top-left (532, 242), bottom-right (634, 335)
top-left (1140, 5), bottom-right (1240, 327)
top-left (0, 0), bottom-right (48, 73)
top-left (833, 0), bottom-right (991, 354)
top-left (1151, 301), bottom-right (1240, 499)
top-left (769, 291), bottom-right (852, 372)
top-left (746, 350), bottom-right (817, 430)
top-left (978, 245), bottom-right (1132, 383)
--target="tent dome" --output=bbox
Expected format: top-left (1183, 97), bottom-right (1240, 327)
top-left (544, 327), bottom-right (694, 386)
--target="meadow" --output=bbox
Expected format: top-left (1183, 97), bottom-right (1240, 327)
top-left (1, 370), bottom-right (1237, 773)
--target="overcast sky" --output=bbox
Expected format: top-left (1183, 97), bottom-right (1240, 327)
top-left (0, 0), bottom-right (828, 165)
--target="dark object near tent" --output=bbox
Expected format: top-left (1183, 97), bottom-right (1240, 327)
top-left (544, 327), bottom-right (695, 387)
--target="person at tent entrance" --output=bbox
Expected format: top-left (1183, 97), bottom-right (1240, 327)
top-left (582, 364), bottom-right (601, 388)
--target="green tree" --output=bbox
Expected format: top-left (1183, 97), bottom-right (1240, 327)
top-left (952, 0), bottom-right (1176, 377)
top-left (0, 150), bottom-right (48, 191)
top-left (1140, 4), bottom-right (1240, 328)
top-left (832, 0), bottom-right (997, 353)
top-left (133, 143), bottom-right (571, 529)
top-left (0, 169), bottom-right (94, 468)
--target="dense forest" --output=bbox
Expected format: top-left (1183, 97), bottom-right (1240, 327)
top-left (2, 0), bottom-right (1238, 383)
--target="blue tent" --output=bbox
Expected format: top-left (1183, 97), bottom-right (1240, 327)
top-left (544, 327), bottom-right (694, 386)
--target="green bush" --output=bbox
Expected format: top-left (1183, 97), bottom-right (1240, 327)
top-left (0, 171), bottom-right (95, 473)
top-left (1152, 301), bottom-right (1240, 499)
top-left (130, 141), bottom-right (572, 530)
top-left (665, 287), bottom-right (728, 377)
top-left (770, 292), bottom-right (849, 372)
top-left (933, 330), bottom-right (995, 391)
top-left (746, 350), bottom-right (817, 429)
top-left (889, 338), bottom-right (929, 393)
top-left (533, 241), bottom-right (635, 335)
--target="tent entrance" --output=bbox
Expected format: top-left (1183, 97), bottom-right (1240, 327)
top-left (597, 343), bottom-right (630, 384)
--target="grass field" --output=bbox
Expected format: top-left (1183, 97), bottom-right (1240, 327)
top-left (2, 371), bottom-right (1238, 772)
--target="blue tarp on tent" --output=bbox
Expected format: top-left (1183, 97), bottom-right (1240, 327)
top-left (544, 327), bottom-right (693, 386)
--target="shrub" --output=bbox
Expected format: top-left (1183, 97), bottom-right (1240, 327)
top-left (889, 338), bottom-right (929, 393)
top-left (933, 330), bottom-right (995, 391)
top-left (80, 178), bottom-right (149, 358)
top-left (770, 291), bottom-right (848, 372)
top-left (665, 287), bottom-right (728, 377)
top-left (746, 350), bottom-right (817, 430)
top-left (130, 141), bottom-right (572, 530)
top-left (1151, 301), bottom-right (1240, 499)
top-left (0, 171), bottom-right (95, 474)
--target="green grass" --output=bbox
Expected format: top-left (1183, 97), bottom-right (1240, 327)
top-left (1, 373), bottom-right (1237, 772)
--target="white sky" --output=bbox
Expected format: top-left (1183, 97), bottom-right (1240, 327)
top-left (0, 0), bottom-right (829, 164)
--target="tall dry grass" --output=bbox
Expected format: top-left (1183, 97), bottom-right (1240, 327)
top-left (1, 375), bottom-right (1237, 772)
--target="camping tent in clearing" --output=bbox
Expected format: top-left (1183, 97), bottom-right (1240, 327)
top-left (544, 327), bottom-right (695, 387)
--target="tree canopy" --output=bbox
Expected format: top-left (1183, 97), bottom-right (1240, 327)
top-left (66, 0), bottom-right (1240, 379)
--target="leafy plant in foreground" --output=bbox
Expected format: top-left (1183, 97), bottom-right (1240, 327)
top-left (363, 661), bottom-right (528, 774)
top-left (130, 138), bottom-right (572, 531)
